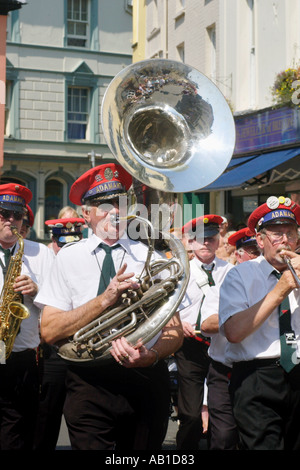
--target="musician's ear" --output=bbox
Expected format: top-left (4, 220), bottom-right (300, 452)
top-left (81, 206), bottom-right (91, 224)
top-left (256, 231), bottom-right (264, 250)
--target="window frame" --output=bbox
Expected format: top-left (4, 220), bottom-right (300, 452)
top-left (5, 61), bottom-right (20, 139)
top-left (67, 85), bottom-right (90, 141)
top-left (64, 62), bottom-right (99, 143)
top-left (67, 0), bottom-right (90, 48)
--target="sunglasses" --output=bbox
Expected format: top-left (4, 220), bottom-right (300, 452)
top-left (0, 208), bottom-right (24, 221)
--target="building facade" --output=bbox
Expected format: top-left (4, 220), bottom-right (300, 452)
top-left (133, 0), bottom-right (300, 225)
top-left (4, 0), bottom-right (133, 240)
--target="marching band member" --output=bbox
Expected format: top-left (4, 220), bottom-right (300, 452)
top-left (34, 217), bottom-right (85, 450)
top-left (35, 163), bottom-right (183, 450)
top-left (0, 183), bottom-right (53, 450)
top-left (200, 227), bottom-right (260, 449)
top-left (228, 227), bottom-right (261, 263)
top-left (175, 215), bottom-right (232, 449)
top-left (20, 204), bottom-right (34, 239)
top-left (219, 196), bottom-right (300, 450)
top-left (46, 216), bottom-right (84, 255)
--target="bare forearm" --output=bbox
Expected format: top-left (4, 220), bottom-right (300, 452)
top-left (201, 314), bottom-right (219, 335)
top-left (41, 291), bottom-right (114, 344)
top-left (224, 284), bottom-right (290, 343)
top-left (152, 312), bottom-right (184, 360)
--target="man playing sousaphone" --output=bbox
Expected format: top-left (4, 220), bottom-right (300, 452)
top-left (219, 195), bottom-right (300, 450)
top-left (35, 163), bottom-right (184, 450)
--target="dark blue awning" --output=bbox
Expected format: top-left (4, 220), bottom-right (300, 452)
top-left (201, 147), bottom-right (300, 191)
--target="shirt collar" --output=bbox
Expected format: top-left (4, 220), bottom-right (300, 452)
top-left (193, 255), bottom-right (215, 270)
top-left (253, 254), bottom-right (277, 279)
top-left (86, 232), bottom-right (130, 254)
top-left (0, 243), bottom-right (16, 254)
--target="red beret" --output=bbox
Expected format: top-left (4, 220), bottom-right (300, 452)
top-left (228, 227), bottom-right (256, 248)
top-left (45, 217), bottom-right (85, 230)
top-left (182, 214), bottom-right (223, 237)
top-left (248, 196), bottom-right (300, 232)
top-left (69, 163), bottom-right (132, 206)
top-left (23, 205), bottom-right (34, 227)
top-left (0, 183), bottom-right (32, 211)
top-left (45, 217), bottom-right (85, 243)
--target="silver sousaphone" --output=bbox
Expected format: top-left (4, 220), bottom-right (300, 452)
top-left (57, 59), bottom-right (236, 363)
top-left (101, 58), bottom-right (235, 193)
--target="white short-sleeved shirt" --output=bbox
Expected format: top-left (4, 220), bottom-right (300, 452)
top-left (201, 282), bottom-right (233, 367)
top-left (1, 239), bottom-right (54, 352)
top-left (219, 255), bottom-right (300, 363)
top-left (35, 233), bottom-right (165, 348)
top-left (179, 256), bottom-right (232, 327)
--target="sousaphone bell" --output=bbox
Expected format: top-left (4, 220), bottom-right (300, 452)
top-left (101, 58), bottom-right (236, 193)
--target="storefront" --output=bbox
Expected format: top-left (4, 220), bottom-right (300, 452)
top-left (197, 104), bottom-right (300, 227)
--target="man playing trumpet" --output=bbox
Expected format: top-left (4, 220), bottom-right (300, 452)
top-left (219, 195), bottom-right (300, 450)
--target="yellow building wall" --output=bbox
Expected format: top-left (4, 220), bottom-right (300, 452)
top-left (132, 0), bottom-right (146, 62)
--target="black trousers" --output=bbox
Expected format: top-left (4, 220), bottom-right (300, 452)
top-left (230, 360), bottom-right (300, 450)
top-left (0, 349), bottom-right (39, 450)
top-left (63, 360), bottom-right (170, 450)
top-left (33, 344), bottom-right (67, 451)
top-left (175, 337), bottom-right (210, 450)
top-left (207, 360), bottom-right (239, 450)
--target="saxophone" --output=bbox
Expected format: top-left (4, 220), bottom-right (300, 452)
top-left (0, 226), bottom-right (30, 361)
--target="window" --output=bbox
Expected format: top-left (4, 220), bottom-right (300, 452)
top-left (65, 62), bottom-right (98, 142)
top-left (67, 0), bottom-right (89, 47)
top-left (151, 50), bottom-right (164, 59)
top-left (67, 87), bottom-right (89, 140)
top-left (5, 60), bottom-right (19, 139)
top-left (6, 12), bottom-right (12, 40)
top-left (149, 0), bottom-right (159, 36)
top-left (4, 81), bottom-right (11, 137)
top-left (177, 43), bottom-right (185, 63)
top-left (207, 24), bottom-right (216, 82)
top-left (45, 180), bottom-right (64, 226)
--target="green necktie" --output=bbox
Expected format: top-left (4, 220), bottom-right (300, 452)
top-left (97, 243), bottom-right (120, 295)
top-left (195, 265), bottom-right (215, 344)
top-left (0, 247), bottom-right (12, 278)
top-left (273, 270), bottom-right (297, 373)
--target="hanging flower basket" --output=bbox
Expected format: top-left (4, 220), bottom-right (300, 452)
top-left (271, 67), bottom-right (300, 107)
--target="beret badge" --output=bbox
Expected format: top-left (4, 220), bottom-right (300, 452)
top-left (104, 168), bottom-right (114, 181)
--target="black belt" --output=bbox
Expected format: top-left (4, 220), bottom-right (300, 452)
top-left (211, 359), bottom-right (232, 374)
top-left (232, 358), bottom-right (280, 370)
top-left (9, 348), bottom-right (37, 359)
top-left (11, 348), bottom-right (37, 354)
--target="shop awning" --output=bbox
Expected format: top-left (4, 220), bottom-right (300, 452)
top-left (202, 147), bottom-right (300, 191)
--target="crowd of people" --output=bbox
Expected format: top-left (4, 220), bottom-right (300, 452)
top-left (0, 164), bottom-right (300, 451)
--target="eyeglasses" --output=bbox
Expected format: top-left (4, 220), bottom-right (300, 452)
top-left (0, 208), bottom-right (23, 221)
top-left (264, 230), bottom-right (298, 245)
